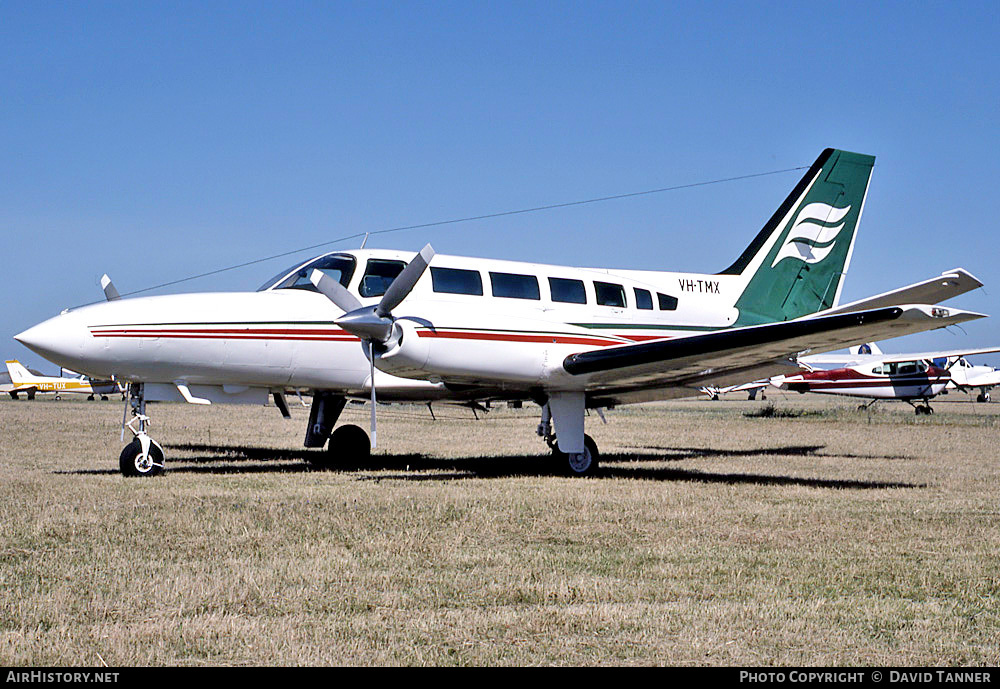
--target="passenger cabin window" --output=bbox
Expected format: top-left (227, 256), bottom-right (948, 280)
top-left (490, 272), bottom-right (540, 300)
top-left (430, 267), bottom-right (483, 295)
top-left (657, 293), bottom-right (678, 311)
top-left (880, 361), bottom-right (925, 375)
top-left (594, 282), bottom-right (626, 308)
top-left (548, 277), bottom-right (587, 304)
top-left (634, 288), bottom-right (653, 310)
top-left (259, 254), bottom-right (357, 292)
top-left (359, 259), bottom-right (406, 298)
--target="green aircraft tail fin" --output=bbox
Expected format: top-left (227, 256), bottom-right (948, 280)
top-left (722, 148), bottom-right (876, 326)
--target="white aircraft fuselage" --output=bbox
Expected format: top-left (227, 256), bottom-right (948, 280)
top-left (17, 249), bottom-right (744, 400)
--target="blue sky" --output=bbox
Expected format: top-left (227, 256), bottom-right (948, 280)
top-left (3, 1), bottom-right (999, 372)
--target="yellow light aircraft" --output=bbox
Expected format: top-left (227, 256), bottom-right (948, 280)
top-left (4, 360), bottom-right (119, 400)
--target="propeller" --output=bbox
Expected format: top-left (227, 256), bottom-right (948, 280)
top-left (101, 274), bottom-right (121, 301)
top-left (310, 243), bottom-right (436, 449)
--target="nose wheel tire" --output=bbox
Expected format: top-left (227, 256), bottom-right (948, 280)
top-left (552, 434), bottom-right (600, 477)
top-left (119, 438), bottom-right (164, 477)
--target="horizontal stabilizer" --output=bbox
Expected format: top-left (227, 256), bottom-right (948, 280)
top-left (822, 268), bottom-right (982, 316)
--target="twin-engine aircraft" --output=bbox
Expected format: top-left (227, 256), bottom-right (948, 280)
top-left (4, 360), bottom-right (119, 400)
top-left (14, 149), bottom-right (987, 476)
top-left (776, 341), bottom-right (1000, 412)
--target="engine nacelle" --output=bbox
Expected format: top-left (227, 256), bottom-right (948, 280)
top-left (374, 318), bottom-right (568, 386)
top-left (373, 320), bottom-right (432, 380)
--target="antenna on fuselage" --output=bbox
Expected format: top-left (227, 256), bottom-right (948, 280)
top-left (360, 233), bottom-right (369, 249)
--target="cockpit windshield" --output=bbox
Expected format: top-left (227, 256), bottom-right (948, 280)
top-left (256, 254), bottom-right (357, 292)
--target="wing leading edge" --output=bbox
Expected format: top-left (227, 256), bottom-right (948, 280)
top-left (563, 305), bottom-right (984, 404)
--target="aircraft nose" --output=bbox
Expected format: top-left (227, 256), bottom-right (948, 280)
top-left (15, 312), bottom-right (89, 369)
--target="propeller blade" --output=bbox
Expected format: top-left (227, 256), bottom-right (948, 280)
top-left (310, 270), bottom-right (363, 313)
top-left (369, 341), bottom-right (377, 449)
top-left (101, 274), bottom-right (121, 301)
top-left (376, 244), bottom-right (435, 317)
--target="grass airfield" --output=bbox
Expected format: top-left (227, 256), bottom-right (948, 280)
top-left (1, 392), bottom-right (998, 666)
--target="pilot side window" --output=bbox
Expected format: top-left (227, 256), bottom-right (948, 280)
top-left (359, 259), bottom-right (406, 298)
top-left (548, 277), bottom-right (587, 304)
top-left (657, 293), bottom-right (678, 311)
top-left (263, 254), bottom-right (357, 292)
top-left (430, 267), bottom-right (484, 295)
top-left (634, 288), bottom-right (653, 310)
top-left (490, 272), bottom-right (540, 300)
top-left (594, 281), bottom-right (626, 308)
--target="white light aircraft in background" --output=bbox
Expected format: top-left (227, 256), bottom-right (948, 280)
top-left (4, 360), bottom-right (120, 400)
top-left (776, 341), bottom-right (1000, 412)
top-left (14, 149), bottom-right (988, 477)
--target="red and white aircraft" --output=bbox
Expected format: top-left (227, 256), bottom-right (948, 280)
top-left (776, 358), bottom-right (951, 414)
top-left (776, 341), bottom-right (1000, 412)
top-left (14, 149), bottom-right (987, 476)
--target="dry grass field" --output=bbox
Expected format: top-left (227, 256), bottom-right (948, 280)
top-left (1, 392), bottom-right (998, 666)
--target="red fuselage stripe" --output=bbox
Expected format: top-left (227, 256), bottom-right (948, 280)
top-left (89, 327), bottom-right (629, 347)
top-left (415, 330), bottom-right (619, 346)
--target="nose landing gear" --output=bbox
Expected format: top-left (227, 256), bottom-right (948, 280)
top-left (119, 383), bottom-right (164, 477)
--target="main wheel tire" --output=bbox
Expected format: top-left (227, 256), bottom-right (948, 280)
top-left (977, 393), bottom-right (990, 403)
top-left (119, 438), bottom-right (164, 477)
top-left (311, 424), bottom-right (371, 469)
top-left (552, 434), bottom-right (600, 477)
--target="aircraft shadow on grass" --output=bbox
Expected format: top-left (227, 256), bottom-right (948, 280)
top-left (56, 442), bottom-right (923, 489)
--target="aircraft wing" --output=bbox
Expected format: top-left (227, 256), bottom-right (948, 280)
top-left (804, 345), bottom-right (1000, 368)
top-left (563, 305), bottom-right (984, 405)
top-left (822, 268), bottom-right (982, 316)
top-left (961, 370), bottom-right (1000, 388)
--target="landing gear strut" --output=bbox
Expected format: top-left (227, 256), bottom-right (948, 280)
top-left (119, 383), bottom-right (165, 477)
top-left (537, 398), bottom-right (600, 477)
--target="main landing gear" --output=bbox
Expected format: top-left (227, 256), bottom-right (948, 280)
top-left (537, 395), bottom-right (601, 477)
top-left (303, 392), bottom-right (371, 469)
top-left (976, 388), bottom-right (992, 403)
top-left (119, 383), bottom-right (165, 477)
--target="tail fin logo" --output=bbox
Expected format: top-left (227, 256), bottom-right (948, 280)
top-left (770, 202), bottom-right (852, 268)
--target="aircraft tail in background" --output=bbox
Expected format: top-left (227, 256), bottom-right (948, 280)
top-left (5, 360), bottom-right (37, 385)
